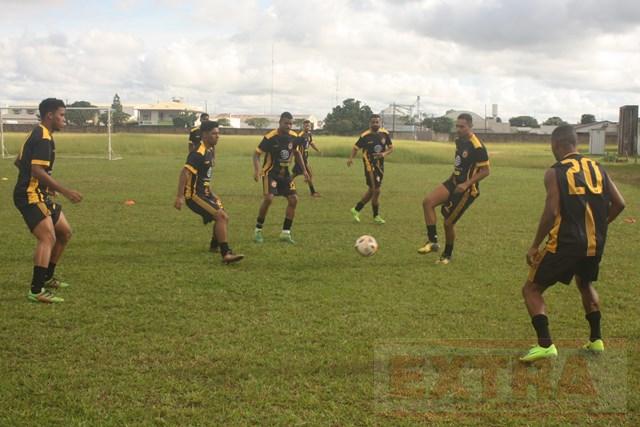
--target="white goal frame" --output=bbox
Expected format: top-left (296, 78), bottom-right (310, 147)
top-left (0, 107), bottom-right (120, 160)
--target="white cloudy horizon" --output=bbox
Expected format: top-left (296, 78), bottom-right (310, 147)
top-left (1, 0), bottom-right (639, 123)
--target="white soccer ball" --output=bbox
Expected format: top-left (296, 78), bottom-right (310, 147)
top-left (355, 235), bottom-right (378, 257)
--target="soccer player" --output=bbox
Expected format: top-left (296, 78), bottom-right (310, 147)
top-left (252, 112), bottom-right (309, 244)
top-left (418, 113), bottom-right (490, 264)
top-left (188, 113), bottom-right (210, 153)
top-left (519, 125), bottom-right (625, 362)
top-left (346, 114), bottom-right (394, 224)
top-left (14, 98), bottom-right (83, 303)
top-left (292, 119), bottom-right (321, 197)
top-left (175, 120), bottom-right (244, 264)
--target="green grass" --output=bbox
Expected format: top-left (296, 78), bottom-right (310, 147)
top-left (1, 132), bottom-right (639, 426)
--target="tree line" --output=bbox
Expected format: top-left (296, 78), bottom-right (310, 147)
top-left (62, 95), bottom-right (600, 133)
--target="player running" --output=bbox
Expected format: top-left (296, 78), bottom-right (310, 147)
top-left (252, 112), bottom-right (309, 244)
top-left (292, 119), bottom-right (321, 197)
top-left (347, 114), bottom-right (394, 224)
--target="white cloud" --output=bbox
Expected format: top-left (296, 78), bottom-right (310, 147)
top-left (0, 0), bottom-right (638, 122)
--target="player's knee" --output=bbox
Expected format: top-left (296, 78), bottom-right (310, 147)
top-left (57, 227), bottom-right (72, 244)
top-left (217, 210), bottom-right (229, 223)
top-left (373, 188), bottom-right (381, 196)
top-left (423, 196), bottom-right (434, 208)
top-left (40, 230), bottom-right (57, 247)
top-left (263, 195), bottom-right (273, 205)
top-left (288, 195), bottom-right (298, 207)
top-left (521, 281), bottom-right (537, 298)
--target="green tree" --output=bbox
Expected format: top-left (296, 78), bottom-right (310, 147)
top-left (543, 116), bottom-right (568, 126)
top-left (99, 93), bottom-right (131, 126)
top-left (581, 114), bottom-right (596, 124)
top-left (217, 117), bottom-right (230, 127)
top-left (323, 98), bottom-right (374, 135)
top-left (65, 101), bottom-right (97, 126)
top-left (173, 110), bottom-right (197, 128)
top-left (422, 116), bottom-right (454, 133)
top-left (509, 116), bottom-right (540, 128)
top-left (245, 117), bottom-right (271, 129)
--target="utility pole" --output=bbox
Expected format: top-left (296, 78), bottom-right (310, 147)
top-left (392, 103), bottom-right (396, 136)
top-left (270, 43), bottom-right (274, 115)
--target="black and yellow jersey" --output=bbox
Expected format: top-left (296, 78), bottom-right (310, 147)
top-left (13, 125), bottom-right (56, 206)
top-left (189, 126), bottom-right (202, 149)
top-left (296, 130), bottom-right (313, 158)
top-left (183, 143), bottom-right (214, 198)
top-left (545, 153), bottom-right (610, 257)
top-left (354, 128), bottom-right (392, 171)
top-left (256, 129), bottom-right (301, 175)
top-left (449, 133), bottom-right (490, 194)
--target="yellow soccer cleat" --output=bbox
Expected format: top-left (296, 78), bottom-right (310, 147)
top-left (582, 339), bottom-right (604, 353)
top-left (520, 344), bottom-right (558, 362)
top-left (435, 255), bottom-right (451, 265)
top-left (417, 242), bottom-right (440, 254)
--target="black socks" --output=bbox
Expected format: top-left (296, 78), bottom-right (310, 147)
top-left (532, 314), bottom-right (552, 348)
top-left (586, 311), bottom-right (602, 341)
top-left (427, 225), bottom-right (438, 243)
top-left (31, 266), bottom-right (48, 294)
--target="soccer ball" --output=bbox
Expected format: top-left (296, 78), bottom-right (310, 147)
top-left (355, 235), bottom-right (378, 257)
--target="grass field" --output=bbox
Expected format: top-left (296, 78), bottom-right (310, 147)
top-left (1, 132), bottom-right (639, 426)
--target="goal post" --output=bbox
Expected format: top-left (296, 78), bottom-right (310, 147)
top-left (0, 106), bottom-right (121, 160)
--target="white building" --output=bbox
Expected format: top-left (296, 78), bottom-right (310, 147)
top-left (213, 113), bottom-right (319, 130)
top-left (137, 101), bottom-right (204, 126)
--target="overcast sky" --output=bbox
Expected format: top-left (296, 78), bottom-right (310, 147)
top-left (1, 0), bottom-right (638, 122)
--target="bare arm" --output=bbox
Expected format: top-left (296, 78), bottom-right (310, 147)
top-left (376, 144), bottom-right (394, 159)
top-left (310, 141), bottom-right (321, 153)
top-left (346, 146), bottom-right (358, 166)
top-left (605, 174), bottom-right (626, 223)
top-left (31, 165), bottom-right (82, 203)
top-left (455, 165), bottom-right (490, 193)
top-left (294, 150), bottom-right (310, 181)
top-left (527, 168), bottom-right (559, 266)
top-left (174, 168), bottom-right (191, 209)
top-left (253, 151), bottom-right (262, 182)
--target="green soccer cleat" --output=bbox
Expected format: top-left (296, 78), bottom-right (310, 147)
top-left (582, 339), bottom-right (605, 353)
top-left (350, 208), bottom-right (361, 223)
top-left (279, 231), bottom-right (295, 244)
top-left (373, 215), bottom-right (386, 225)
top-left (418, 242), bottom-right (440, 254)
top-left (28, 289), bottom-right (64, 304)
top-left (44, 277), bottom-right (70, 290)
top-left (519, 344), bottom-right (558, 362)
top-left (254, 229), bottom-right (264, 243)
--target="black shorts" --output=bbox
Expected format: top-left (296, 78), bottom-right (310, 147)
top-left (292, 155), bottom-right (309, 176)
top-left (364, 160), bottom-right (384, 188)
top-left (441, 179), bottom-right (477, 225)
top-left (528, 251), bottom-right (602, 288)
top-left (16, 201), bottom-right (62, 232)
top-left (263, 171), bottom-right (296, 197)
top-left (186, 193), bottom-right (223, 224)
